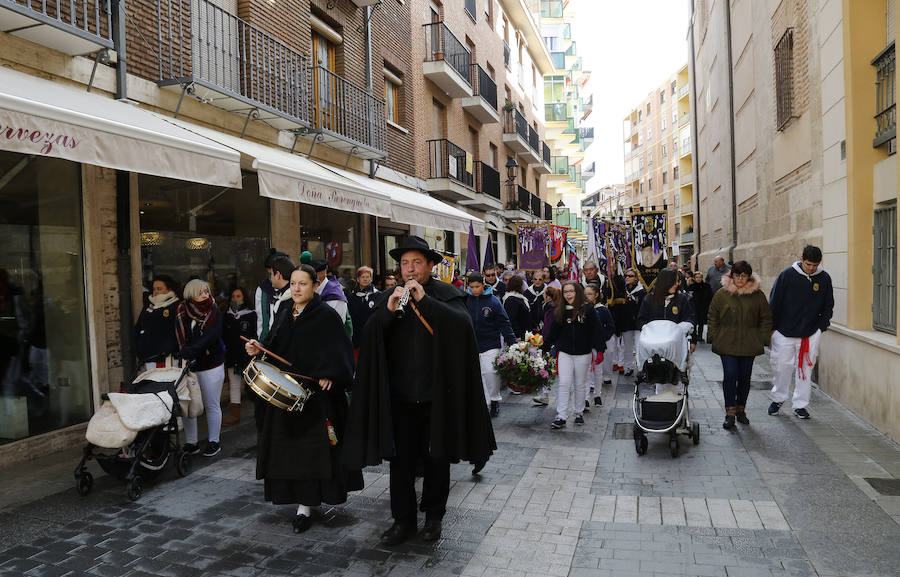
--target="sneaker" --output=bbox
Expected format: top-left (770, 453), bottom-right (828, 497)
top-left (509, 388), bottom-right (522, 395)
top-left (767, 402), bottom-right (782, 416)
top-left (574, 415), bottom-right (585, 426)
top-left (612, 364), bottom-right (620, 372)
top-left (532, 393), bottom-right (549, 406)
top-left (618, 367), bottom-right (625, 374)
top-left (489, 401), bottom-right (500, 418)
top-left (794, 408), bottom-right (810, 420)
top-left (202, 441), bottom-right (221, 457)
top-left (583, 400), bottom-right (591, 412)
top-left (182, 443), bottom-right (200, 455)
top-left (735, 411), bottom-right (750, 425)
top-left (550, 418), bottom-right (566, 429)
top-left (594, 395), bottom-right (603, 406)
top-left (722, 415), bottom-right (736, 430)
top-left (602, 379), bottom-right (612, 385)
top-left (624, 368), bottom-right (634, 376)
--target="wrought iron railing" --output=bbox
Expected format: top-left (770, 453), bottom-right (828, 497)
top-left (544, 202), bottom-right (552, 221)
top-left (158, 0), bottom-right (310, 126)
top-left (1, 0), bottom-right (113, 49)
top-left (476, 161), bottom-right (501, 200)
top-left (424, 21), bottom-right (471, 85)
top-left (517, 185), bottom-right (530, 212)
top-left (311, 66), bottom-right (386, 152)
top-left (505, 108), bottom-right (528, 140)
top-left (531, 194), bottom-right (541, 217)
top-left (471, 63), bottom-right (498, 110)
top-left (542, 141), bottom-right (551, 165)
top-left (427, 139), bottom-right (473, 188)
top-left (873, 42), bottom-right (896, 148)
top-left (528, 125), bottom-right (540, 152)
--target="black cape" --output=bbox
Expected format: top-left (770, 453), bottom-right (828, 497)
top-left (256, 294), bottom-right (363, 505)
top-left (342, 278), bottom-right (496, 468)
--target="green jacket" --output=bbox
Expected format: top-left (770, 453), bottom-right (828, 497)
top-left (707, 273), bottom-right (772, 357)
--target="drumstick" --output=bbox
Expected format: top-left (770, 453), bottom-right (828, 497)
top-left (240, 336), bottom-right (292, 366)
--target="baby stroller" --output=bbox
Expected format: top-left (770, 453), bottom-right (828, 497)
top-left (74, 362), bottom-right (195, 501)
top-left (632, 320), bottom-right (700, 458)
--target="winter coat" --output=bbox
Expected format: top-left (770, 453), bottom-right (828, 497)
top-left (466, 292), bottom-right (516, 353)
top-left (546, 303), bottom-right (609, 356)
top-left (707, 273), bottom-right (772, 357)
top-left (687, 281), bottom-right (713, 325)
top-left (223, 306), bottom-right (257, 370)
top-left (177, 304), bottom-right (225, 372)
top-left (593, 303), bottom-right (616, 349)
top-left (133, 295), bottom-right (179, 363)
top-left (769, 262), bottom-right (834, 338)
top-left (503, 292), bottom-right (533, 340)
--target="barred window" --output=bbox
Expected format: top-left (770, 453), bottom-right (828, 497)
top-left (874, 204), bottom-right (897, 334)
top-left (775, 28), bottom-right (795, 130)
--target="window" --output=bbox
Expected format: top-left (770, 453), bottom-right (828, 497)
top-left (544, 75), bottom-right (565, 102)
top-left (648, 151), bottom-right (653, 168)
top-left (649, 177), bottom-right (653, 192)
top-left (490, 143), bottom-right (498, 168)
top-left (874, 204), bottom-right (897, 334)
top-left (639, 179), bottom-right (644, 194)
top-left (646, 102), bottom-right (651, 115)
top-left (673, 165), bottom-right (679, 179)
top-left (465, 0), bottom-right (476, 21)
top-left (383, 67), bottom-right (403, 124)
top-left (639, 157), bottom-right (644, 170)
top-left (638, 110), bottom-right (642, 122)
top-left (662, 144), bottom-right (667, 159)
top-left (485, 0), bottom-right (493, 24)
top-left (647, 127), bottom-right (652, 140)
top-left (662, 170), bottom-right (668, 185)
top-left (672, 110), bottom-right (678, 124)
top-left (662, 117), bottom-right (667, 132)
top-left (672, 80), bottom-right (677, 95)
top-left (659, 89), bottom-right (665, 104)
top-left (775, 28), bottom-right (795, 130)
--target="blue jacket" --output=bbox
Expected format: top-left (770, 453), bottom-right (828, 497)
top-left (466, 291), bottom-right (516, 353)
top-left (593, 303), bottom-right (616, 349)
top-left (769, 262), bottom-right (834, 338)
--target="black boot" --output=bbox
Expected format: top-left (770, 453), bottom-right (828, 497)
top-left (380, 521), bottom-right (415, 546)
top-left (489, 400), bottom-right (500, 418)
top-left (422, 516), bottom-right (442, 541)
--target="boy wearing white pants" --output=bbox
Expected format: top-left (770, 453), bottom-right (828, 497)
top-left (767, 246), bottom-right (834, 420)
top-left (465, 273), bottom-right (516, 418)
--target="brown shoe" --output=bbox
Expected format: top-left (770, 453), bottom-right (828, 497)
top-left (222, 403), bottom-right (241, 426)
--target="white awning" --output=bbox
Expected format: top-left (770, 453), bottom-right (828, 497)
top-left (0, 66), bottom-right (241, 187)
top-left (162, 118), bottom-right (393, 218)
top-left (319, 165), bottom-right (485, 236)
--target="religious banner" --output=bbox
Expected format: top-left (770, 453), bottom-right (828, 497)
top-left (516, 223), bottom-right (550, 271)
top-left (433, 252), bottom-right (458, 284)
top-left (630, 210), bottom-right (668, 289)
top-left (567, 244), bottom-right (580, 280)
top-left (607, 221), bottom-right (633, 278)
top-left (549, 225), bottom-right (568, 263)
top-left (590, 218), bottom-right (608, 274)
top-left (325, 241), bottom-right (342, 269)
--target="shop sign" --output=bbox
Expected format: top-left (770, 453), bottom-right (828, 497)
top-left (258, 170), bottom-right (392, 218)
top-left (0, 122), bottom-right (78, 155)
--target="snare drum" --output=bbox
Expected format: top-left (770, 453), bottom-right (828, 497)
top-left (243, 358), bottom-right (313, 412)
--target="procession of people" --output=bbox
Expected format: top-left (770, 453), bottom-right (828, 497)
top-left (133, 237), bottom-right (832, 542)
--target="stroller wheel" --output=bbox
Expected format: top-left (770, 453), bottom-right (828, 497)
top-left (669, 437), bottom-right (679, 458)
top-left (635, 435), bottom-right (647, 456)
top-left (177, 452), bottom-right (192, 477)
top-left (75, 472), bottom-right (93, 496)
top-left (632, 422), bottom-right (643, 440)
top-left (126, 475), bottom-right (144, 501)
top-left (691, 422), bottom-right (700, 446)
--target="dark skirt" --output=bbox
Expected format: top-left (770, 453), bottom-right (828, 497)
top-left (264, 450), bottom-right (364, 506)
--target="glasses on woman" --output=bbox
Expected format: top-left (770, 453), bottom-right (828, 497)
top-left (733, 273), bottom-right (750, 279)
top-left (625, 273), bottom-right (636, 278)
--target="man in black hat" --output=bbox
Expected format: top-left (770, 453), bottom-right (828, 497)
top-left (343, 236), bottom-right (496, 546)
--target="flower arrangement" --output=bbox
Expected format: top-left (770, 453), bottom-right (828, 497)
top-left (494, 332), bottom-right (556, 393)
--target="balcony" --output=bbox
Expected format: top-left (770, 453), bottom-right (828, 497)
top-left (678, 83), bottom-right (689, 100)
top-left (680, 171), bottom-right (693, 186)
top-left (534, 140), bottom-right (552, 174)
top-left (530, 193), bottom-right (542, 218)
top-left (520, 125), bottom-right (542, 165)
top-left (503, 108), bottom-right (530, 153)
top-left (679, 111), bottom-right (691, 127)
top-left (582, 161), bottom-right (595, 179)
top-left (545, 102), bottom-right (567, 123)
top-left (424, 138), bottom-right (474, 201)
top-left (681, 232), bottom-right (694, 244)
top-left (454, 161), bottom-right (504, 212)
top-left (549, 156), bottom-right (568, 178)
top-left (461, 63), bottom-right (499, 124)
top-left (311, 67), bottom-right (387, 158)
top-left (873, 42), bottom-right (896, 148)
top-left (680, 138), bottom-right (692, 156)
top-left (0, 0), bottom-right (112, 54)
top-left (423, 21), bottom-right (472, 98)
top-left (500, 185), bottom-right (534, 221)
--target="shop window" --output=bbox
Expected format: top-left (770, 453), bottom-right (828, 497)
top-left (300, 204), bottom-right (361, 286)
top-left (139, 173), bottom-right (270, 307)
top-left (0, 152), bottom-right (91, 442)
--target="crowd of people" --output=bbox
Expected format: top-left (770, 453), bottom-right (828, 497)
top-left (131, 238), bottom-right (833, 542)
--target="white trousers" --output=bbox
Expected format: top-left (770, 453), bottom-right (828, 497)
top-left (556, 352), bottom-right (592, 421)
top-left (183, 364), bottom-right (225, 444)
top-left (611, 331), bottom-right (637, 370)
top-left (479, 349), bottom-right (502, 405)
top-left (227, 367), bottom-right (243, 403)
top-left (769, 330), bottom-right (821, 410)
top-left (601, 336), bottom-right (616, 380)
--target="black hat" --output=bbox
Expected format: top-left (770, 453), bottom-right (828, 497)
top-left (389, 236), bottom-right (442, 264)
top-left (311, 259), bottom-right (327, 272)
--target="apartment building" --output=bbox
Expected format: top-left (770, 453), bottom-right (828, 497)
top-left (412, 0), bottom-right (555, 266)
top-left (587, 184), bottom-right (630, 221)
top-left (688, 0), bottom-right (899, 442)
top-left (542, 0), bottom-right (594, 244)
top-left (622, 64), bottom-right (692, 263)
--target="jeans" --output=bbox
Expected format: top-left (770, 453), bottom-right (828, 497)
top-left (183, 364), bottom-right (225, 444)
top-left (720, 355), bottom-right (754, 408)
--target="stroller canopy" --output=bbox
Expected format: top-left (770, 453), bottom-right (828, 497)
top-left (637, 320), bottom-right (691, 371)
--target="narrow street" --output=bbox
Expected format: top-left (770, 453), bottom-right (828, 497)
top-left (1, 344), bottom-right (898, 577)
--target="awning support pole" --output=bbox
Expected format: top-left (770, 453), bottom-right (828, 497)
top-left (173, 83), bottom-right (192, 119)
top-left (344, 146), bottom-right (360, 170)
top-left (306, 132), bottom-right (324, 158)
top-left (241, 108), bottom-right (260, 138)
top-left (290, 131), bottom-right (301, 154)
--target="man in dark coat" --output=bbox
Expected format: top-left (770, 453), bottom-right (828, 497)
top-left (687, 271), bottom-right (712, 342)
top-left (343, 236), bottom-right (496, 546)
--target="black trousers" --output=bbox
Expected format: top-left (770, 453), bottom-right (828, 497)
top-left (389, 402), bottom-right (450, 524)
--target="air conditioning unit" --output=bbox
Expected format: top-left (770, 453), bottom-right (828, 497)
top-left (349, 0), bottom-right (382, 6)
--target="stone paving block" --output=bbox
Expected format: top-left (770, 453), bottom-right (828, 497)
top-left (661, 496), bottom-right (687, 526)
top-left (637, 496), bottom-right (661, 525)
top-left (613, 496), bottom-right (637, 524)
top-left (730, 499), bottom-right (764, 530)
top-left (706, 499), bottom-right (738, 528)
top-left (754, 501), bottom-right (791, 531)
top-left (682, 498), bottom-right (711, 527)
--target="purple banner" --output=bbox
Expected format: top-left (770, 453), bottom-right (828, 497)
top-left (516, 223), bottom-right (550, 271)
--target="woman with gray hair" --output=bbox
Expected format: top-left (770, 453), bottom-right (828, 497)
top-left (176, 279), bottom-right (226, 457)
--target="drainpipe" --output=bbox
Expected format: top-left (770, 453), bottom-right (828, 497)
top-left (688, 0), bottom-right (701, 270)
top-left (364, 5), bottom-right (376, 178)
top-left (723, 0), bottom-right (738, 264)
top-left (113, 0), bottom-right (127, 100)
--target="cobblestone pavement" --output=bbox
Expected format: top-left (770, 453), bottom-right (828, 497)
top-left (2, 344), bottom-right (900, 577)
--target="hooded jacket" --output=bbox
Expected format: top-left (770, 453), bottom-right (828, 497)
top-left (769, 262), bottom-right (834, 338)
top-left (503, 291), bottom-right (533, 340)
top-left (466, 291), bottom-right (516, 353)
top-left (707, 273), bottom-right (772, 357)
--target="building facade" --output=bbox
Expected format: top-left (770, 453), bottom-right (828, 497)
top-left (622, 64), bottom-right (693, 264)
top-left (688, 0), bottom-right (899, 441)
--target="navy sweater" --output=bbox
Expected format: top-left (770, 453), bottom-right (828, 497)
top-left (546, 303), bottom-right (608, 355)
top-left (179, 307), bottom-right (226, 372)
top-left (593, 304), bottom-right (616, 349)
top-left (769, 262), bottom-right (834, 338)
top-left (466, 292), bottom-right (516, 353)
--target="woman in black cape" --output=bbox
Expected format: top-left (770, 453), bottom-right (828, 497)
top-left (245, 264), bottom-right (362, 533)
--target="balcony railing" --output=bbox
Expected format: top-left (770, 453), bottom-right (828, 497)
top-left (517, 185), bottom-right (530, 211)
top-left (158, 0), bottom-right (310, 127)
top-left (873, 42), bottom-right (896, 148)
top-left (681, 232), bottom-right (694, 243)
top-left (542, 141), bottom-right (551, 165)
top-left (545, 102), bottom-right (567, 122)
top-left (427, 138), bottom-right (473, 188)
top-left (531, 193), bottom-right (541, 217)
top-left (503, 40), bottom-right (511, 69)
top-left (681, 137), bottom-right (692, 155)
top-left (550, 156), bottom-right (568, 174)
top-left (528, 125), bottom-right (540, 152)
top-left (312, 66), bottom-right (386, 153)
top-left (505, 108), bottom-right (528, 140)
top-left (476, 161), bottom-right (501, 200)
top-left (679, 112), bottom-right (690, 126)
top-left (544, 202), bottom-right (552, 220)
top-left (471, 63), bottom-right (498, 110)
top-left (678, 83), bottom-right (689, 99)
top-left (551, 51), bottom-right (566, 69)
top-left (424, 21), bottom-right (471, 85)
top-left (1, 0), bottom-right (113, 51)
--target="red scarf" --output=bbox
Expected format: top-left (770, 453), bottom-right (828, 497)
top-left (798, 336), bottom-right (814, 380)
top-left (175, 296), bottom-right (216, 349)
